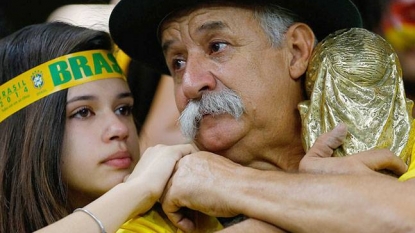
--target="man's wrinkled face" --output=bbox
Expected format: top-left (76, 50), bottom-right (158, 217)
top-left (159, 5), bottom-right (302, 168)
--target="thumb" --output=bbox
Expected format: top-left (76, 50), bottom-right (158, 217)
top-left (306, 123), bottom-right (348, 158)
top-left (167, 210), bottom-right (196, 233)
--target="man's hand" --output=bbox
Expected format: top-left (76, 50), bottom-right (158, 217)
top-left (160, 151), bottom-right (243, 232)
top-left (299, 124), bottom-right (407, 176)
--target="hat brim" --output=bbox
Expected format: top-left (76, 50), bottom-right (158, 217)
top-left (109, 0), bottom-right (362, 74)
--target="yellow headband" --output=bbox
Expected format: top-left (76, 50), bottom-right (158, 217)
top-left (0, 50), bottom-right (125, 123)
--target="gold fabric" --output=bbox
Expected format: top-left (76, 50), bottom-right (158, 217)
top-left (298, 28), bottom-right (413, 163)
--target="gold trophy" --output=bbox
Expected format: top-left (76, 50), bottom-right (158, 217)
top-left (298, 28), bottom-right (413, 163)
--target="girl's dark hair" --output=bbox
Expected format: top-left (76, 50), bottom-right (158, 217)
top-left (0, 21), bottom-right (112, 232)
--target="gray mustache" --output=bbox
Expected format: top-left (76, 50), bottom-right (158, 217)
top-left (179, 88), bottom-right (245, 139)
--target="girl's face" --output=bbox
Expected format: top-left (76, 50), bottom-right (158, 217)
top-left (61, 78), bottom-right (140, 207)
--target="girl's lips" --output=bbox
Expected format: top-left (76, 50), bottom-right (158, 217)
top-left (104, 157), bottom-right (132, 169)
top-left (103, 151), bottom-right (133, 169)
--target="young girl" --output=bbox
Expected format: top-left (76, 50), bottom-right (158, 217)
top-left (0, 22), bottom-right (221, 233)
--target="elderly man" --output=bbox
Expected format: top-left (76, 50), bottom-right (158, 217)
top-left (109, 0), bottom-right (415, 232)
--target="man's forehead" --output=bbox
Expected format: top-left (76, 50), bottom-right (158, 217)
top-left (160, 19), bottom-right (230, 53)
top-left (159, 5), bottom-right (253, 36)
top-left (164, 2), bottom-right (253, 20)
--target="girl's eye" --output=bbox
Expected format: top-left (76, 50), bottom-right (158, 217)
top-left (116, 105), bottom-right (133, 116)
top-left (70, 107), bottom-right (93, 119)
top-left (210, 42), bottom-right (228, 53)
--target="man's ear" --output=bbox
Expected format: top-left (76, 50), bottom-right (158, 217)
top-left (285, 23), bottom-right (315, 80)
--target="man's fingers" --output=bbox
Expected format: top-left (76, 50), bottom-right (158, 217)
top-left (306, 123), bottom-right (348, 158)
top-left (355, 149), bottom-right (408, 176)
top-left (165, 210), bottom-right (195, 233)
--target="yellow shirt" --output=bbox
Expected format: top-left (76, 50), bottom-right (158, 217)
top-left (400, 158), bottom-right (415, 181)
top-left (400, 142), bottom-right (415, 181)
top-left (117, 209), bottom-right (178, 233)
top-left (117, 205), bottom-right (223, 233)
top-left (400, 120), bottom-right (415, 181)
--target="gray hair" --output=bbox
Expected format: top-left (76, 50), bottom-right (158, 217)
top-left (253, 5), bottom-right (303, 47)
top-left (179, 87), bottom-right (245, 139)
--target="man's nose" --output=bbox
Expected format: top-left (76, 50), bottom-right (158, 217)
top-left (181, 55), bottom-right (217, 100)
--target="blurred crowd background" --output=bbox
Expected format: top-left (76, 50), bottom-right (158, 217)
top-left (0, 0), bottom-right (109, 38)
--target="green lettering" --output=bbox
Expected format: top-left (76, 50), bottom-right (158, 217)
top-left (69, 56), bottom-right (93, 80)
top-left (49, 61), bottom-right (71, 86)
top-left (107, 53), bottom-right (122, 74)
top-left (93, 53), bottom-right (113, 74)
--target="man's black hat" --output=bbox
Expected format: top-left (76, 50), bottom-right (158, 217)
top-left (109, 0), bottom-right (363, 74)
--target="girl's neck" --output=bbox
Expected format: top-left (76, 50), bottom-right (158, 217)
top-left (67, 190), bottom-right (98, 210)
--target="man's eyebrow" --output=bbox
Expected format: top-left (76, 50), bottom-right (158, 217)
top-left (197, 21), bottom-right (227, 33)
top-left (162, 40), bottom-right (175, 54)
top-left (162, 21), bottom-right (228, 53)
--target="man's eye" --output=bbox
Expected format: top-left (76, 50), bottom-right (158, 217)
top-left (70, 107), bottom-right (93, 119)
top-left (116, 105), bottom-right (133, 116)
top-left (172, 59), bottom-right (186, 70)
top-left (210, 42), bottom-right (228, 53)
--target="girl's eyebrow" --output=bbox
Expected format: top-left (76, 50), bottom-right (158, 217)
top-left (67, 92), bottom-right (133, 105)
top-left (118, 92), bottom-right (133, 99)
top-left (66, 95), bottom-right (96, 104)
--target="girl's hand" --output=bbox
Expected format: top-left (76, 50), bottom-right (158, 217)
top-left (125, 144), bottom-right (198, 209)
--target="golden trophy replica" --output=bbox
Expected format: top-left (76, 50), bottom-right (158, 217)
top-left (298, 28), bottom-right (413, 163)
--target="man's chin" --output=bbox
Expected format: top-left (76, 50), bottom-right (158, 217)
top-left (190, 114), bottom-right (244, 151)
top-left (193, 130), bottom-right (236, 154)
